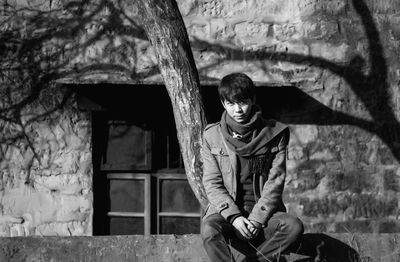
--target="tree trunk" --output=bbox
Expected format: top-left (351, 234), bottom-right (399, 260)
top-left (136, 0), bottom-right (208, 208)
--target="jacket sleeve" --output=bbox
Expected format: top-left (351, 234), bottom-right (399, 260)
top-left (248, 128), bottom-right (289, 225)
top-left (202, 134), bottom-right (241, 220)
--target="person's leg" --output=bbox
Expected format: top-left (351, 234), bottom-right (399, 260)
top-left (201, 213), bottom-right (236, 262)
top-left (201, 214), bottom-right (255, 262)
top-left (250, 212), bottom-right (304, 261)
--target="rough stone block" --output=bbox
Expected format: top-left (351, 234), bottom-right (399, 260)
top-left (310, 42), bottom-right (350, 62)
top-left (292, 125), bottom-right (319, 145)
top-left (0, 234), bottom-right (399, 262)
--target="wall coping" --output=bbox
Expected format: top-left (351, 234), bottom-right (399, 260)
top-left (0, 233), bottom-right (399, 261)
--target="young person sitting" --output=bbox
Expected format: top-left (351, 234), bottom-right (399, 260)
top-left (201, 73), bottom-right (304, 261)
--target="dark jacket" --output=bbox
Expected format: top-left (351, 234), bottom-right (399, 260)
top-left (201, 119), bottom-right (288, 225)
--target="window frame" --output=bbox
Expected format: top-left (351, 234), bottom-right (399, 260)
top-left (155, 172), bottom-right (201, 234)
top-left (106, 172), bottom-right (152, 235)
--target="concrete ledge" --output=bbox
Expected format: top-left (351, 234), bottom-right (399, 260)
top-left (0, 234), bottom-right (399, 261)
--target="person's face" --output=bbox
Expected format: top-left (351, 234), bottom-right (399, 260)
top-left (222, 98), bottom-right (255, 124)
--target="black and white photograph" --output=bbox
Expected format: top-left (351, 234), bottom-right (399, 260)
top-left (0, 0), bottom-right (399, 261)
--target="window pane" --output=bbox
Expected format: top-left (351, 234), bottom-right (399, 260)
top-left (160, 179), bottom-right (200, 213)
top-left (110, 179), bottom-right (144, 212)
top-left (103, 122), bottom-right (151, 170)
top-left (159, 217), bottom-right (200, 234)
top-left (110, 217), bottom-right (144, 235)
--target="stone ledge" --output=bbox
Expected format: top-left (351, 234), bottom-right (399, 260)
top-left (0, 233), bottom-right (399, 262)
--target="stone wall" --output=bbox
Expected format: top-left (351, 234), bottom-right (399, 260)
top-left (1, 234), bottom-right (400, 262)
top-left (0, 0), bottom-right (400, 236)
top-left (179, 0), bottom-right (400, 234)
top-left (0, 85), bottom-right (92, 236)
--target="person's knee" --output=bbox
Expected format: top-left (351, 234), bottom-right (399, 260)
top-left (284, 215), bottom-right (304, 240)
top-left (201, 220), bottom-right (224, 242)
top-left (291, 217), bottom-right (304, 237)
top-left (201, 223), bottom-right (216, 239)
top-left (277, 214), bottom-right (304, 239)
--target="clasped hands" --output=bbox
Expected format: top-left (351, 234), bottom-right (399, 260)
top-left (232, 216), bottom-right (262, 240)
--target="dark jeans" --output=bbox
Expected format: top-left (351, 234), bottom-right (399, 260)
top-left (201, 212), bottom-right (304, 262)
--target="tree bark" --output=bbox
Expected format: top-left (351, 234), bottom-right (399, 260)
top-left (136, 0), bottom-right (208, 208)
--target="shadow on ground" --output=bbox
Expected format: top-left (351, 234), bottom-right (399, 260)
top-left (290, 233), bottom-right (359, 262)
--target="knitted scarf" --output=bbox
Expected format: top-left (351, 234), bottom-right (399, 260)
top-left (220, 106), bottom-right (287, 175)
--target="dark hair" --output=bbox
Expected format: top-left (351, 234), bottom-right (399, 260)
top-left (218, 73), bottom-right (255, 103)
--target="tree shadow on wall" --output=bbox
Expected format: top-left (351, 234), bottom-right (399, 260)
top-left (0, 0), bottom-right (146, 125)
top-left (0, 0), bottom-right (147, 184)
top-left (2, 0), bottom-right (396, 163)
top-left (194, 0), bottom-right (400, 163)
top-left (0, 0), bottom-right (158, 235)
top-left (201, 84), bottom-right (351, 125)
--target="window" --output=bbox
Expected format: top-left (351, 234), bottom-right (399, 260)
top-left (108, 172), bottom-right (150, 235)
top-left (91, 103), bottom-right (201, 235)
top-left (74, 84), bottom-right (206, 235)
top-left (157, 174), bottom-right (201, 234)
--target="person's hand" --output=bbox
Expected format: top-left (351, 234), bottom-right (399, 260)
top-left (232, 216), bottom-right (254, 240)
top-left (248, 220), bottom-right (262, 238)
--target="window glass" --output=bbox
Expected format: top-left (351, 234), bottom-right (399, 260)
top-left (159, 217), bottom-right (200, 234)
top-left (103, 122), bottom-right (151, 170)
top-left (160, 179), bottom-right (200, 213)
top-left (110, 217), bottom-right (144, 235)
top-left (110, 179), bottom-right (144, 212)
